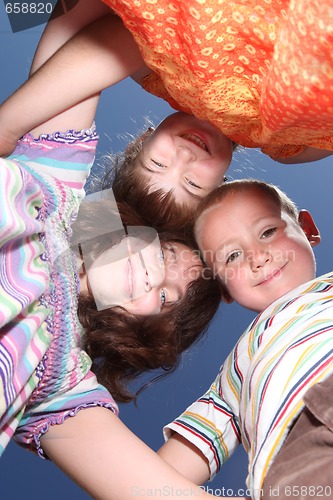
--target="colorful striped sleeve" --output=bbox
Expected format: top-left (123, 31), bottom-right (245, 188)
top-left (164, 359), bottom-right (242, 479)
top-left (15, 371), bottom-right (119, 456)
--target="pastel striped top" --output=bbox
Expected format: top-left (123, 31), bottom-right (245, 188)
top-left (164, 273), bottom-right (333, 499)
top-left (0, 128), bottom-right (118, 457)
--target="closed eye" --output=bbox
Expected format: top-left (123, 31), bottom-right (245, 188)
top-left (151, 159), bottom-right (167, 168)
top-left (185, 177), bottom-right (202, 189)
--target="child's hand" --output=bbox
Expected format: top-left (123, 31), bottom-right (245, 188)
top-left (0, 133), bottom-right (18, 157)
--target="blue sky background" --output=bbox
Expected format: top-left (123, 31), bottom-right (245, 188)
top-left (1, 6), bottom-right (332, 499)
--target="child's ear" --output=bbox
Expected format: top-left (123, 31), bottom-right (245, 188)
top-left (222, 288), bottom-right (234, 304)
top-left (124, 128), bottom-right (154, 155)
top-left (298, 209), bottom-right (321, 247)
top-left (140, 127), bottom-right (155, 142)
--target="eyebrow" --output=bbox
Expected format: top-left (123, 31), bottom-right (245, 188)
top-left (176, 282), bottom-right (184, 304)
top-left (181, 185), bottom-right (203, 201)
top-left (164, 244), bottom-right (177, 264)
top-left (140, 161), bottom-right (203, 201)
top-left (172, 263), bottom-right (202, 304)
top-left (174, 286), bottom-right (182, 303)
top-left (215, 239), bottom-right (233, 251)
top-left (185, 263), bottom-right (203, 274)
top-left (140, 163), bottom-right (155, 174)
top-left (212, 243), bottom-right (228, 264)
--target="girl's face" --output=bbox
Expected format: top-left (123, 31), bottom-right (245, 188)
top-left (138, 112), bottom-right (233, 208)
top-left (81, 235), bottom-right (203, 316)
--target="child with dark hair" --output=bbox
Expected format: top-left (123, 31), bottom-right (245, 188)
top-left (70, 197), bottom-right (222, 402)
top-left (0, 5), bottom-right (237, 499)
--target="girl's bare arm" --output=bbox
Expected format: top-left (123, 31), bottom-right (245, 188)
top-left (0, 6), bottom-right (144, 154)
top-left (41, 407), bottom-right (246, 500)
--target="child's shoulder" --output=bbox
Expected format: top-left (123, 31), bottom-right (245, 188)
top-left (10, 126), bottom-right (98, 193)
top-left (254, 272), bottom-right (333, 326)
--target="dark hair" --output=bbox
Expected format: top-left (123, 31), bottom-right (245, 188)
top-left (73, 199), bottom-right (222, 402)
top-left (78, 272), bottom-right (221, 403)
top-left (102, 129), bottom-right (236, 232)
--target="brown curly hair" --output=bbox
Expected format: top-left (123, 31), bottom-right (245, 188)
top-left (72, 199), bottom-right (222, 402)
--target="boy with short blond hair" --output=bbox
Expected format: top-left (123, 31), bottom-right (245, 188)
top-left (158, 179), bottom-right (333, 500)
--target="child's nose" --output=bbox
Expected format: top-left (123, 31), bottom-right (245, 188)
top-left (145, 260), bottom-right (165, 290)
top-left (166, 284), bottom-right (180, 303)
top-left (176, 145), bottom-right (196, 164)
top-left (162, 271), bottom-right (181, 303)
top-left (249, 249), bottom-right (272, 270)
top-left (142, 288), bottom-right (164, 315)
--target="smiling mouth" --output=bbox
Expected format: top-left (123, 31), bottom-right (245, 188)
top-left (256, 264), bottom-right (287, 286)
top-left (181, 133), bottom-right (209, 152)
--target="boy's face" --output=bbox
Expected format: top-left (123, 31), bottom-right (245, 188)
top-left (196, 187), bottom-right (318, 312)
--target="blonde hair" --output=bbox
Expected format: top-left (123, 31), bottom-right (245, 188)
top-left (196, 178), bottom-right (299, 229)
